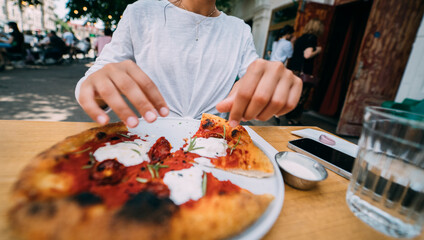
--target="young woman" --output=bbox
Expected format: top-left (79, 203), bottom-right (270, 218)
top-left (270, 25), bottom-right (295, 65)
top-left (76, 0), bottom-right (302, 128)
top-left (286, 18), bottom-right (324, 125)
top-left (0, 22), bottom-right (24, 54)
top-left (0, 22), bottom-right (24, 67)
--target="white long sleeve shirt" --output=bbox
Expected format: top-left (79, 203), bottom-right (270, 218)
top-left (75, 0), bottom-right (258, 119)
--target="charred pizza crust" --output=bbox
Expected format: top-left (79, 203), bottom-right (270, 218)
top-left (8, 121), bottom-right (275, 240)
top-left (9, 190), bottom-right (273, 240)
top-left (11, 122), bottom-right (128, 205)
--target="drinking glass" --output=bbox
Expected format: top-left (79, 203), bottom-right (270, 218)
top-left (346, 106), bottom-right (424, 238)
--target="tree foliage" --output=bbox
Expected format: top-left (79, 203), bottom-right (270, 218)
top-left (63, 0), bottom-right (234, 27)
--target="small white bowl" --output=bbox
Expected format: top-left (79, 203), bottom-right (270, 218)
top-left (275, 151), bottom-right (328, 190)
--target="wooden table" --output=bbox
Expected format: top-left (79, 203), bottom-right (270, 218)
top-left (0, 120), bottom-right (422, 240)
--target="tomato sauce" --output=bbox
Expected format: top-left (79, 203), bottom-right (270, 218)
top-left (182, 172), bottom-right (242, 208)
top-left (191, 119), bottom-right (252, 169)
top-left (54, 132), bottom-right (241, 209)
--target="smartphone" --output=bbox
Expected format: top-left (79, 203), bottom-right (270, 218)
top-left (287, 138), bottom-right (356, 179)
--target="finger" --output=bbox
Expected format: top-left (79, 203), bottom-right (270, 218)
top-left (243, 67), bottom-right (281, 120)
top-left (216, 92), bottom-right (236, 113)
top-left (228, 61), bottom-right (264, 127)
top-left (255, 70), bottom-right (294, 121)
top-left (94, 78), bottom-right (139, 128)
top-left (124, 61), bottom-right (169, 117)
top-left (216, 81), bottom-right (240, 113)
top-left (78, 82), bottom-right (110, 125)
top-left (109, 71), bottom-right (158, 123)
top-left (276, 75), bottom-right (302, 116)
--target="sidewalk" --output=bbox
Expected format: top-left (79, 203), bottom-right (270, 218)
top-left (0, 61), bottom-right (111, 122)
top-left (0, 62), bottom-right (358, 143)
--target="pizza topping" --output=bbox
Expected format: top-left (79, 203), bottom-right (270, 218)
top-left (229, 135), bottom-right (242, 155)
top-left (185, 137), bottom-right (204, 152)
top-left (136, 177), bottom-right (148, 183)
top-left (184, 137), bottom-right (227, 158)
top-left (70, 192), bottom-right (103, 207)
top-left (96, 131), bottom-right (107, 140)
top-left (163, 166), bottom-right (204, 205)
top-left (202, 118), bottom-right (214, 128)
top-left (74, 147), bottom-right (92, 154)
top-left (93, 139), bottom-right (150, 167)
top-left (118, 133), bottom-right (131, 139)
top-left (219, 125), bottom-right (227, 139)
top-left (143, 182), bottom-right (170, 199)
top-left (231, 129), bottom-right (240, 138)
top-left (26, 201), bottom-right (57, 218)
top-left (194, 157), bottom-right (214, 167)
top-left (202, 172), bottom-right (207, 196)
top-left (90, 160), bottom-right (126, 185)
top-left (81, 152), bottom-right (96, 169)
top-left (116, 191), bottom-right (178, 223)
top-left (147, 162), bottom-right (169, 179)
top-left (148, 137), bottom-right (171, 162)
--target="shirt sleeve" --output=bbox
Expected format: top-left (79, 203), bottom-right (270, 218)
top-left (286, 43), bottom-right (293, 59)
top-left (280, 42), bottom-right (293, 62)
top-left (74, 5), bottom-right (135, 103)
top-left (237, 25), bottom-right (259, 78)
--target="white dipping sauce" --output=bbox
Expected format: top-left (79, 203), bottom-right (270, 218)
top-left (280, 160), bottom-right (320, 180)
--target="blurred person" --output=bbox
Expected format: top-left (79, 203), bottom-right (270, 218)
top-left (285, 18), bottom-right (325, 125)
top-left (63, 29), bottom-right (75, 46)
top-left (63, 29), bottom-right (76, 59)
top-left (94, 28), bottom-right (113, 57)
top-left (34, 30), bottom-right (44, 42)
top-left (38, 31), bottom-right (67, 64)
top-left (75, 0), bottom-right (302, 128)
top-left (23, 30), bottom-right (37, 47)
top-left (0, 22), bottom-right (25, 56)
top-left (270, 25), bottom-right (295, 65)
top-left (75, 37), bottom-right (91, 59)
top-left (23, 30), bottom-right (37, 63)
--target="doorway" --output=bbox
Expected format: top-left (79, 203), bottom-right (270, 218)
top-left (311, 1), bottom-right (373, 119)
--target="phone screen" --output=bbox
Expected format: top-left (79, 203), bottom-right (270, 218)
top-left (288, 138), bottom-right (355, 173)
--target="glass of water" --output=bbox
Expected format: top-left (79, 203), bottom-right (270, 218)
top-left (346, 106), bottom-right (424, 238)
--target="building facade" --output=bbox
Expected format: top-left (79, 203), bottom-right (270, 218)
top-left (0, 0), bottom-right (57, 32)
top-left (233, 0), bottom-right (423, 136)
top-left (232, 0), bottom-right (333, 58)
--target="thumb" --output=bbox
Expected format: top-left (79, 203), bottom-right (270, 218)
top-left (216, 93), bottom-right (235, 113)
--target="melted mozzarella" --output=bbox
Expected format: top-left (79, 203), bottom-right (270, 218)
top-left (163, 166), bottom-right (204, 205)
top-left (93, 139), bottom-right (150, 167)
top-left (185, 137), bottom-right (227, 158)
top-left (194, 157), bottom-right (215, 167)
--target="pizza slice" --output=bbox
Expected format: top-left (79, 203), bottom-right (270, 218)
top-left (185, 113), bottom-right (275, 178)
top-left (8, 122), bottom-right (274, 240)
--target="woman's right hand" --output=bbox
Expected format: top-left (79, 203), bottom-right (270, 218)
top-left (78, 60), bottom-right (169, 128)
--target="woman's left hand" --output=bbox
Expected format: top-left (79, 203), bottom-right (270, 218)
top-left (216, 59), bottom-right (302, 127)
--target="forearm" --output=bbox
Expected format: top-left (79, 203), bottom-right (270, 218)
top-left (309, 48), bottom-right (321, 58)
top-left (303, 47), bottom-right (321, 59)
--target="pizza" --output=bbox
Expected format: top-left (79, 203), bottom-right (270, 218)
top-left (8, 114), bottom-right (275, 240)
top-left (191, 113), bottom-right (274, 178)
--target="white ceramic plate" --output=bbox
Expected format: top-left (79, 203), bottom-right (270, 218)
top-left (129, 117), bottom-right (284, 240)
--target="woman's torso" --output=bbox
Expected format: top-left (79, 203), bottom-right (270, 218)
top-left (287, 33), bottom-right (317, 75)
top-left (91, 0), bottom-right (258, 119)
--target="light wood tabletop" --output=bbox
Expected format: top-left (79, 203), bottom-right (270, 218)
top-left (0, 120), bottom-right (422, 240)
